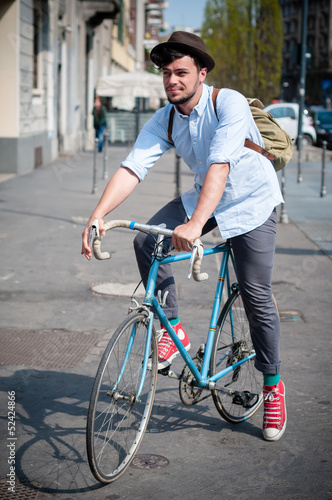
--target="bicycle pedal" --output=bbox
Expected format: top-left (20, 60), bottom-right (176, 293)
top-left (158, 365), bottom-right (171, 376)
top-left (232, 391), bottom-right (258, 408)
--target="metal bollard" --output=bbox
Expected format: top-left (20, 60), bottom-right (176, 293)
top-left (297, 135), bottom-right (303, 183)
top-left (92, 138), bottom-right (98, 194)
top-left (103, 131), bottom-right (109, 180)
top-left (280, 169), bottom-right (289, 223)
top-left (320, 141), bottom-right (327, 197)
top-left (175, 153), bottom-right (181, 197)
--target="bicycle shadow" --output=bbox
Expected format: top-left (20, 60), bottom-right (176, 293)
top-left (0, 368), bottom-right (104, 495)
top-left (147, 384), bottom-right (262, 440)
top-left (0, 367), bottom-right (262, 495)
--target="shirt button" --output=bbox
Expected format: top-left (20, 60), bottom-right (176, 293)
top-left (191, 121), bottom-right (195, 125)
top-left (199, 161), bottom-right (202, 165)
top-left (193, 141), bottom-right (197, 145)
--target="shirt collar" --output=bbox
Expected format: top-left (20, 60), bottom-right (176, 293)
top-left (175, 83), bottom-right (210, 119)
top-left (194, 83), bottom-right (209, 117)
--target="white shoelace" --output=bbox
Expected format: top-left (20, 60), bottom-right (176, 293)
top-left (263, 386), bottom-right (282, 425)
top-left (157, 329), bottom-right (174, 358)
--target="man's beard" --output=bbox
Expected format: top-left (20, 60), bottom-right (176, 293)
top-left (167, 89), bottom-right (197, 106)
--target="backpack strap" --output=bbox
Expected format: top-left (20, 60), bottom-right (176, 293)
top-left (244, 139), bottom-right (275, 161)
top-left (167, 88), bottom-right (275, 161)
top-left (168, 107), bottom-right (175, 143)
top-left (212, 88), bottom-right (220, 118)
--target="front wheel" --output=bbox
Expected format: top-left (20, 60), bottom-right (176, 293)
top-left (86, 311), bottom-right (158, 483)
top-left (210, 286), bottom-right (263, 423)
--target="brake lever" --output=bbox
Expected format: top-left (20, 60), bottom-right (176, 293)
top-left (89, 219), bottom-right (100, 249)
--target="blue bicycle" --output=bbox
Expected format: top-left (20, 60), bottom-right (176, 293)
top-left (86, 220), bottom-right (264, 483)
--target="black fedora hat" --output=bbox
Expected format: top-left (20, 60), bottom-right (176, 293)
top-left (150, 31), bottom-right (215, 72)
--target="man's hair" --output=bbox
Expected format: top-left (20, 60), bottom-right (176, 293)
top-left (152, 47), bottom-right (204, 72)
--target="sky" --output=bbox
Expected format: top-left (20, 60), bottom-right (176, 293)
top-left (163, 0), bottom-right (207, 33)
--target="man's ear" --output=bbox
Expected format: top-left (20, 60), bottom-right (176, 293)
top-left (200, 67), bottom-right (208, 83)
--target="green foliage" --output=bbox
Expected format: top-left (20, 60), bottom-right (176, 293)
top-left (201, 0), bottom-right (283, 105)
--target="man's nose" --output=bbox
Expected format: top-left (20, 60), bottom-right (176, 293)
top-left (167, 72), bottom-right (178, 85)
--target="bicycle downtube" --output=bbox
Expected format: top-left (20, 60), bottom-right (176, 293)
top-left (153, 297), bottom-right (204, 385)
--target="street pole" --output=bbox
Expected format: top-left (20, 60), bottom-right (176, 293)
top-left (297, 0), bottom-right (308, 183)
top-left (320, 141), bottom-right (327, 197)
top-left (175, 153), bottom-right (181, 197)
top-left (92, 138), bottom-right (98, 194)
top-left (280, 170), bottom-right (289, 224)
top-left (102, 131), bottom-right (109, 180)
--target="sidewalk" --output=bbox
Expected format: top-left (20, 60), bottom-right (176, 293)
top-left (280, 145), bottom-right (332, 258)
top-left (0, 147), bottom-right (331, 499)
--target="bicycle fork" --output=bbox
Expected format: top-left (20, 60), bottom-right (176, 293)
top-left (108, 311), bottom-right (155, 404)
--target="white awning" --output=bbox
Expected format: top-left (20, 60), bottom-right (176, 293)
top-left (96, 71), bottom-right (165, 99)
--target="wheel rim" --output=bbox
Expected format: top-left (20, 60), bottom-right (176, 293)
top-left (87, 314), bottom-right (157, 481)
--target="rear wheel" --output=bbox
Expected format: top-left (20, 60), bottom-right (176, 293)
top-left (210, 286), bottom-right (263, 423)
top-left (86, 311), bottom-right (158, 483)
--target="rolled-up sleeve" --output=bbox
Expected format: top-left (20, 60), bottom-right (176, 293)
top-left (207, 90), bottom-right (252, 171)
top-left (121, 108), bottom-right (173, 181)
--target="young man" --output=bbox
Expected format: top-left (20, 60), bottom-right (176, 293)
top-left (81, 31), bottom-right (286, 442)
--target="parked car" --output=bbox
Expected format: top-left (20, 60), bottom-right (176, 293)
top-left (309, 109), bottom-right (332, 147)
top-left (264, 103), bottom-right (317, 146)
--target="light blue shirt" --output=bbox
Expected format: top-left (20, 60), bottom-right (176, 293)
top-left (121, 84), bottom-right (283, 239)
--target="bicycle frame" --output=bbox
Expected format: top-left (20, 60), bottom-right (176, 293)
top-left (88, 222), bottom-right (264, 483)
top-left (132, 237), bottom-right (255, 400)
top-left (93, 221), bottom-right (256, 400)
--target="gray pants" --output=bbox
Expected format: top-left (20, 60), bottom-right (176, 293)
top-left (133, 197), bottom-right (280, 375)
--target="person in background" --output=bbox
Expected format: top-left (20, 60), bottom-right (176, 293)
top-left (92, 96), bottom-right (107, 152)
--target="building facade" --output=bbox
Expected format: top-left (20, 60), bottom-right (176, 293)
top-left (0, 0), bottom-right (138, 174)
top-left (280, 0), bottom-right (332, 106)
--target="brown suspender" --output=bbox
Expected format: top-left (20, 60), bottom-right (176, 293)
top-left (167, 88), bottom-right (275, 162)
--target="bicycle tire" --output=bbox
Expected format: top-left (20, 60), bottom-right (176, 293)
top-left (210, 286), bottom-right (263, 423)
top-left (86, 311), bottom-right (158, 483)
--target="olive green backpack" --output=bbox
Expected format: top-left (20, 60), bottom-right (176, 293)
top-left (168, 89), bottom-right (293, 172)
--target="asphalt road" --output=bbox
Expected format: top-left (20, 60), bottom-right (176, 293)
top-left (0, 145), bottom-right (331, 499)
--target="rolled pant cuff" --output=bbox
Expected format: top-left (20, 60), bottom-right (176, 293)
top-left (162, 307), bottom-right (179, 321)
top-left (255, 358), bottom-right (281, 375)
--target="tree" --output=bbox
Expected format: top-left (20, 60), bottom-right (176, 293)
top-left (201, 0), bottom-right (283, 104)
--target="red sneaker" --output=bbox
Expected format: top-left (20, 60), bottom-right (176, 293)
top-left (263, 380), bottom-right (287, 441)
top-left (156, 321), bottom-right (190, 370)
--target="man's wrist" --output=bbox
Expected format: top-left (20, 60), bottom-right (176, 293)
top-left (188, 217), bottom-right (205, 232)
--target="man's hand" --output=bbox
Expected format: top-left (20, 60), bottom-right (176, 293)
top-left (172, 220), bottom-right (203, 252)
top-left (81, 218), bottom-right (106, 260)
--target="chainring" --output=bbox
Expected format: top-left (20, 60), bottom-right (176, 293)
top-left (179, 356), bottom-right (204, 406)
